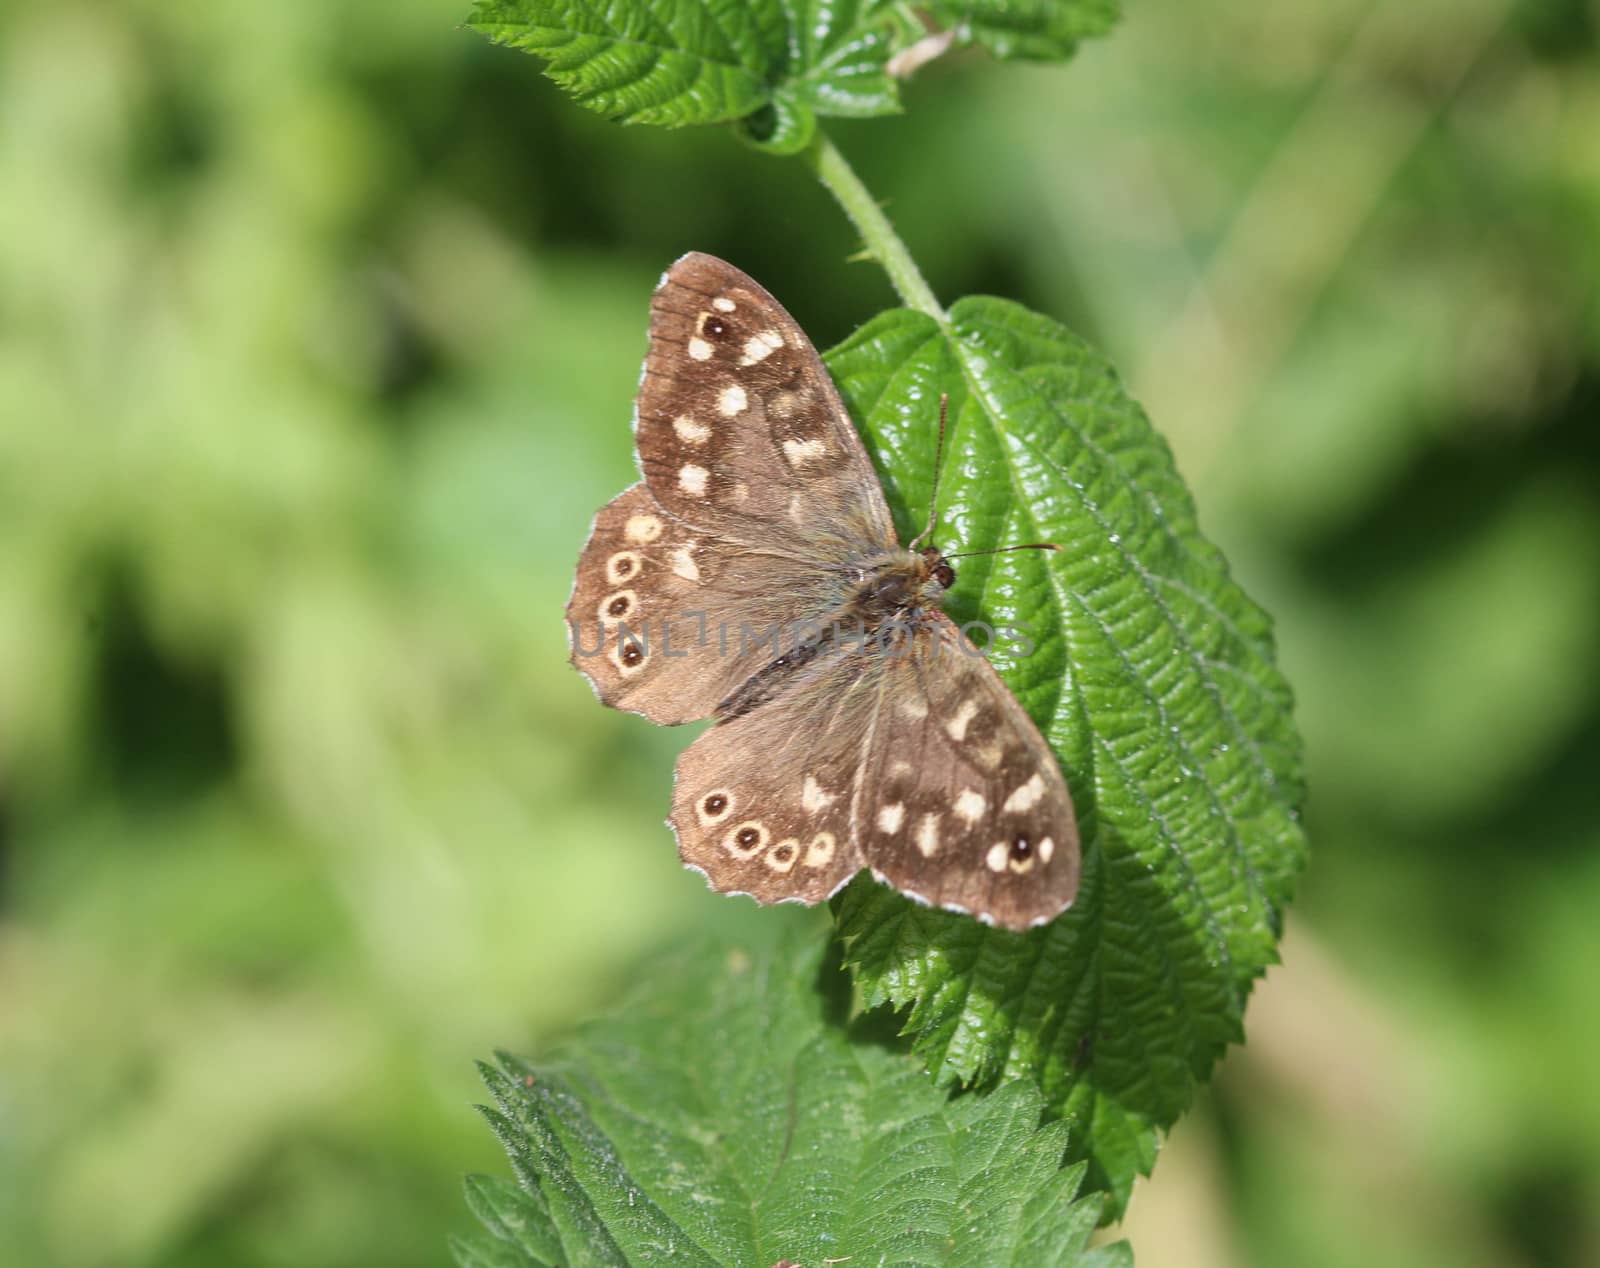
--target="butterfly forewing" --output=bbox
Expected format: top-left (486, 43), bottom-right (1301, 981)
top-left (636, 252), bottom-right (896, 554)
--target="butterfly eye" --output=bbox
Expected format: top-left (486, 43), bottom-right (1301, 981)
top-left (934, 562), bottom-right (956, 588)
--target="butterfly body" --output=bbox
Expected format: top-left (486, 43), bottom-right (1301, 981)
top-left (566, 254), bottom-right (1081, 930)
top-left (712, 547), bottom-right (950, 722)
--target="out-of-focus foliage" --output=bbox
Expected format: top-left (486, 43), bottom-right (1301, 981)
top-left (1, 1), bottom-right (1596, 1266)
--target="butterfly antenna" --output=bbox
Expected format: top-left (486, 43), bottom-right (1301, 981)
top-left (941, 542), bottom-right (1064, 561)
top-left (908, 393), bottom-right (949, 552)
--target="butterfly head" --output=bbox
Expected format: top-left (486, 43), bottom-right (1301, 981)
top-left (851, 546), bottom-right (956, 621)
top-left (919, 545), bottom-right (957, 591)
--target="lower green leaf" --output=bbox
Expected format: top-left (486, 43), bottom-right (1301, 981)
top-left (459, 913), bottom-right (1125, 1267)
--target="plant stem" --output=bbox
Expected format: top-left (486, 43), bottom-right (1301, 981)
top-left (803, 129), bottom-right (948, 326)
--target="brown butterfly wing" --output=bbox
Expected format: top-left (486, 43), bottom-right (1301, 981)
top-left (670, 643), bottom-right (876, 904)
top-left (670, 619), bottom-right (1080, 930)
top-left (635, 252), bottom-right (896, 554)
top-left (566, 482), bottom-right (848, 725)
top-left (856, 617), bottom-right (1081, 929)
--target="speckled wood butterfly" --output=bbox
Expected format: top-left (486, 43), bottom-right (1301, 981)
top-left (566, 253), bottom-right (1080, 930)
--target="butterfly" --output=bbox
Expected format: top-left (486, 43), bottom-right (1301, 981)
top-left (565, 253), bottom-right (1080, 930)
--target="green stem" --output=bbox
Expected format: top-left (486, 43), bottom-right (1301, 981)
top-left (803, 129), bottom-right (948, 326)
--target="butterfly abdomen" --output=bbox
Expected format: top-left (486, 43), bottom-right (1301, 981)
top-left (715, 633), bottom-right (836, 721)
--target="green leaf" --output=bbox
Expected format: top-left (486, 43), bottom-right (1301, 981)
top-left (928, 0), bottom-right (1121, 61)
top-left (821, 297), bottom-right (1307, 1213)
top-left (456, 1174), bottom-right (562, 1267)
top-left (460, 914), bottom-right (1125, 1266)
top-left (465, 1), bottom-right (901, 149)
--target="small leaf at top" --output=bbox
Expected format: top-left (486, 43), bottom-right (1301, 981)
top-left (464, 1), bottom-right (1123, 145)
top-left (465, 0), bottom-right (902, 148)
top-left (456, 914), bottom-right (1124, 1267)
top-left (928, 0), bottom-right (1122, 61)
top-left (822, 295), bottom-right (1307, 1214)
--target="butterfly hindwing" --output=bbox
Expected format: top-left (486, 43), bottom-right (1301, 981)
top-left (670, 642), bottom-right (874, 904)
top-left (669, 619), bottom-right (1080, 930)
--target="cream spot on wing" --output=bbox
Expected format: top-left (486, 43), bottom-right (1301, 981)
top-left (916, 813), bottom-right (941, 857)
top-left (740, 329), bottom-right (783, 365)
top-left (678, 464), bottom-right (709, 496)
top-left (624, 514), bottom-right (663, 544)
top-left (717, 384), bottom-right (747, 417)
top-left (946, 699), bottom-right (979, 742)
top-left (973, 741), bottom-right (1004, 770)
top-left (768, 390), bottom-right (798, 418)
top-left (766, 839), bottom-right (799, 873)
top-left (605, 551), bottom-right (642, 586)
top-left (1009, 851), bottom-right (1035, 875)
top-left (688, 337), bottom-right (713, 361)
top-left (1003, 772), bottom-right (1046, 814)
top-left (898, 696), bottom-right (929, 721)
top-left (801, 775), bottom-right (835, 814)
top-left (723, 820), bottom-right (769, 858)
top-left (670, 545), bottom-right (699, 582)
top-left (782, 437), bottom-right (826, 466)
top-left (712, 296), bottom-right (736, 313)
top-left (1039, 837), bottom-right (1055, 864)
top-left (673, 414), bottom-right (711, 444)
top-left (804, 832), bottom-right (836, 868)
top-left (889, 760), bottom-right (913, 778)
top-left (696, 790), bottom-right (734, 827)
top-left (729, 480), bottom-right (750, 504)
top-left (787, 492), bottom-right (806, 523)
top-left (955, 789), bottom-right (987, 823)
top-left (986, 842), bottom-right (1009, 873)
top-left (877, 803), bottom-right (904, 835)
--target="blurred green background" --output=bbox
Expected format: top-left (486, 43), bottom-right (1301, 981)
top-left (2, 1), bottom-right (1598, 1265)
